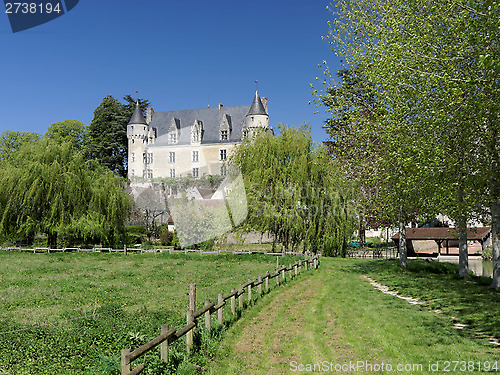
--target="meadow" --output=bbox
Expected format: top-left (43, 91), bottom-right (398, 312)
top-left (0, 250), bottom-right (300, 374)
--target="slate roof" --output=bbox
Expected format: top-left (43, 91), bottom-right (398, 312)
top-left (391, 227), bottom-right (491, 241)
top-left (128, 101), bottom-right (147, 125)
top-left (150, 105), bottom-right (251, 146)
top-left (247, 91), bottom-right (267, 116)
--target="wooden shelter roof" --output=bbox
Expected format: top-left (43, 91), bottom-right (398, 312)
top-left (391, 227), bottom-right (491, 241)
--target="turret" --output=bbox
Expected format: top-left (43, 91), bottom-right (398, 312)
top-left (127, 101), bottom-right (155, 179)
top-left (244, 91), bottom-right (271, 137)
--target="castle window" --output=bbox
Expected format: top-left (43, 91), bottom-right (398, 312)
top-left (192, 150), bottom-right (199, 162)
top-left (192, 132), bottom-right (199, 143)
top-left (169, 152), bottom-right (175, 163)
top-left (131, 169), bottom-right (134, 177)
top-left (221, 130), bottom-right (228, 141)
top-left (147, 169), bottom-right (153, 179)
top-left (147, 153), bottom-right (153, 164)
top-left (169, 133), bottom-right (177, 144)
top-left (170, 169), bottom-right (175, 178)
top-left (219, 149), bottom-right (227, 161)
top-left (131, 153), bottom-right (135, 163)
top-left (192, 167), bottom-right (199, 178)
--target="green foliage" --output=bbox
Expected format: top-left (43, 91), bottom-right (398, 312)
top-left (0, 139), bottom-right (130, 247)
top-left (0, 130), bottom-right (41, 164)
top-left (231, 125), bottom-right (355, 255)
top-left (87, 95), bottom-right (150, 178)
top-left (45, 119), bottom-right (88, 150)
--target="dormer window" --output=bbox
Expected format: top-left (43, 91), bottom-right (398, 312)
top-left (219, 114), bottom-right (232, 141)
top-left (168, 118), bottom-right (180, 144)
top-left (191, 119), bottom-right (203, 144)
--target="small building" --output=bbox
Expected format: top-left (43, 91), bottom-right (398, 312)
top-left (392, 227), bottom-right (491, 256)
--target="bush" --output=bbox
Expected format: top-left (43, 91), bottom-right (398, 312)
top-left (159, 230), bottom-right (174, 246)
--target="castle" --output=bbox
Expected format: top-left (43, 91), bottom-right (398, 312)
top-left (127, 91), bottom-right (272, 180)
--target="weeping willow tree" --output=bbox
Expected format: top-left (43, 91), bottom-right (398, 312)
top-left (0, 139), bottom-right (130, 247)
top-left (230, 124), bottom-right (355, 255)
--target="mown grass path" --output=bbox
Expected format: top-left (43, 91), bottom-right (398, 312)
top-left (205, 258), bottom-right (499, 374)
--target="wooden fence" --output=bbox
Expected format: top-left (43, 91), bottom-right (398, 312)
top-left (120, 255), bottom-right (320, 375)
top-left (0, 246), bottom-right (309, 257)
top-left (346, 246), bottom-right (398, 259)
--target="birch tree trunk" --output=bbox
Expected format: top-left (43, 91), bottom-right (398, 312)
top-left (457, 186), bottom-right (469, 278)
top-left (398, 208), bottom-right (407, 268)
top-left (491, 202), bottom-right (500, 289)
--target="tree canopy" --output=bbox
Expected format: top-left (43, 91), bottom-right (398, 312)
top-left (86, 95), bottom-right (149, 178)
top-left (230, 125), bottom-right (354, 256)
top-left (320, 0), bottom-right (500, 284)
top-left (0, 139), bottom-right (130, 247)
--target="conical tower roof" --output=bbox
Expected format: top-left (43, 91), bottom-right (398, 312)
top-left (128, 100), bottom-right (147, 125)
top-left (247, 91), bottom-right (267, 116)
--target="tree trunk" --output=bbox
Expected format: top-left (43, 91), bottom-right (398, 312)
top-left (457, 186), bottom-right (469, 278)
top-left (491, 201), bottom-right (500, 289)
top-left (398, 209), bottom-right (407, 268)
top-left (359, 216), bottom-right (366, 248)
top-left (458, 216), bottom-right (469, 278)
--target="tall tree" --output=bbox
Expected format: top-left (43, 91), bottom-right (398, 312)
top-left (86, 95), bottom-right (149, 177)
top-left (323, 0), bottom-right (499, 281)
top-left (45, 119), bottom-right (88, 150)
top-left (315, 65), bottom-right (390, 247)
top-left (0, 130), bottom-right (41, 164)
top-left (0, 139), bottom-right (130, 247)
top-left (230, 125), bottom-right (354, 255)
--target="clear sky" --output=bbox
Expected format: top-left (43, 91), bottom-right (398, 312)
top-left (0, 0), bottom-right (341, 143)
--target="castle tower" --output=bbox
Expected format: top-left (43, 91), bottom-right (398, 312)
top-left (243, 91), bottom-right (271, 137)
top-left (127, 101), bottom-right (153, 179)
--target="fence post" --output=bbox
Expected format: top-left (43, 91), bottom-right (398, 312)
top-left (265, 271), bottom-right (269, 291)
top-left (305, 259), bottom-right (308, 271)
top-left (205, 299), bottom-right (211, 330)
top-left (186, 310), bottom-right (194, 353)
top-left (238, 284), bottom-right (243, 308)
top-left (161, 324), bottom-right (169, 363)
top-left (124, 245), bottom-right (127, 256)
top-left (276, 256), bottom-right (279, 270)
top-left (247, 279), bottom-right (252, 301)
top-left (289, 263), bottom-right (292, 279)
top-left (299, 260), bottom-right (302, 273)
top-left (281, 267), bottom-right (285, 281)
top-left (231, 288), bottom-right (236, 315)
top-left (218, 293), bottom-right (223, 324)
top-left (190, 283), bottom-right (196, 312)
top-left (121, 348), bottom-right (131, 374)
top-left (258, 276), bottom-right (262, 295)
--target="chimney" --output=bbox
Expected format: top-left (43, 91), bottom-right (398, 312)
top-left (146, 108), bottom-right (154, 124)
top-left (218, 103), bottom-right (223, 114)
top-left (261, 97), bottom-right (268, 113)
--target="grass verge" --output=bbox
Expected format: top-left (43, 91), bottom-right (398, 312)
top-left (205, 258), bottom-right (499, 374)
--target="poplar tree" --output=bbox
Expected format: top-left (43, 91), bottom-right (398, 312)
top-left (322, 0), bottom-right (499, 283)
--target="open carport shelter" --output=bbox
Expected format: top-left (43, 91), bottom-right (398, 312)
top-left (391, 227), bottom-right (491, 256)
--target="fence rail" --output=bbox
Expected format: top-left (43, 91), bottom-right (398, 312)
top-left (0, 246), bottom-right (309, 257)
top-left (346, 246), bottom-right (398, 259)
top-left (120, 255), bottom-right (320, 375)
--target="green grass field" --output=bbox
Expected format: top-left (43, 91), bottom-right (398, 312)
top-left (0, 250), bottom-right (298, 374)
top-left (205, 258), bottom-right (500, 374)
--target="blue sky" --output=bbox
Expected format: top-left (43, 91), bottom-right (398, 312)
top-left (0, 0), bottom-right (341, 143)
